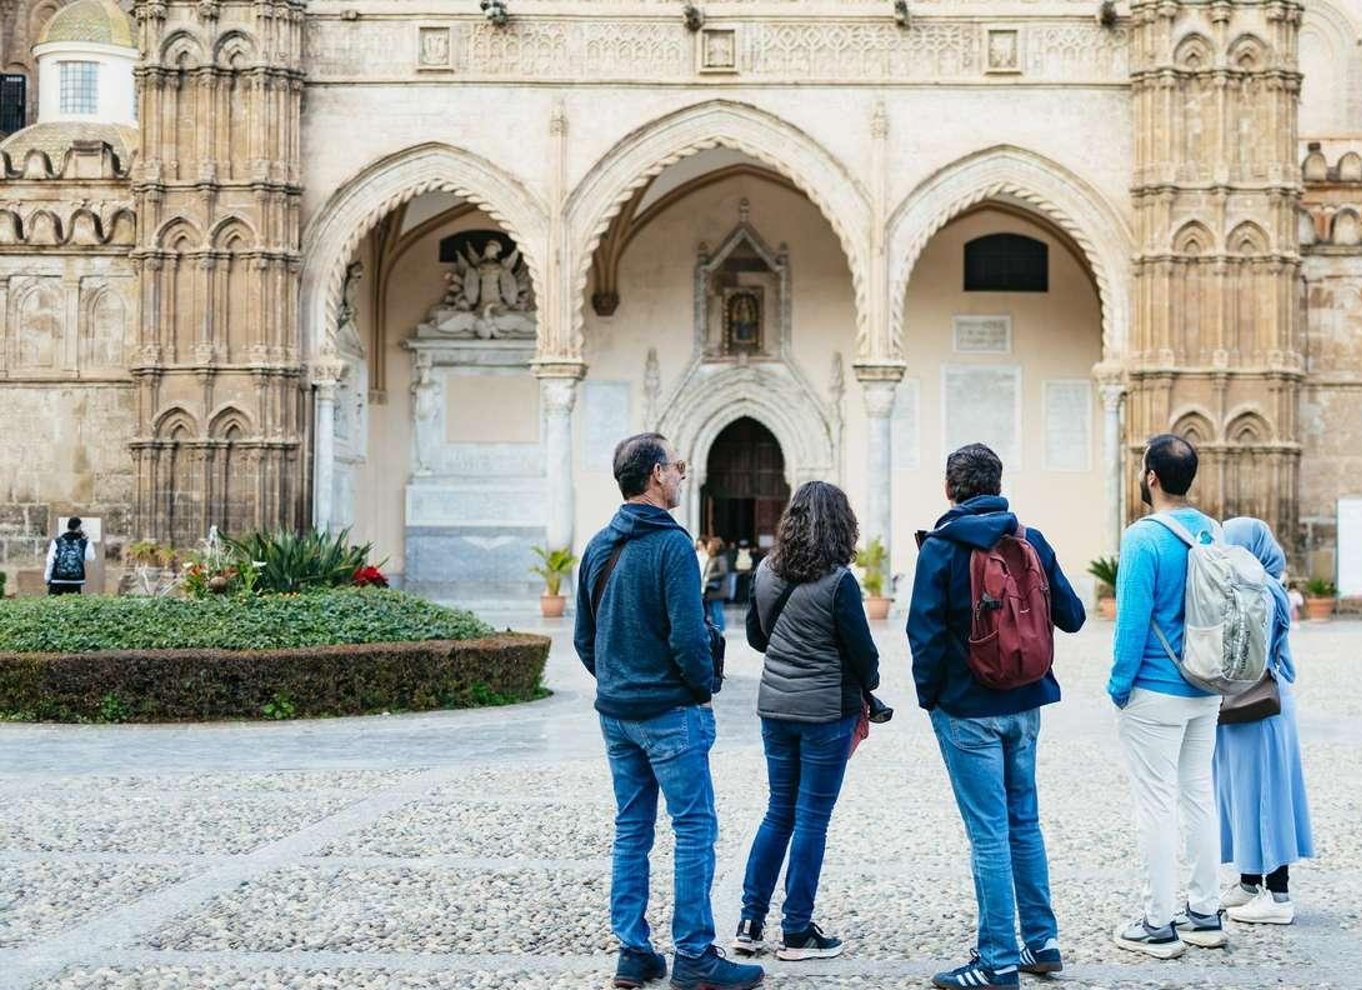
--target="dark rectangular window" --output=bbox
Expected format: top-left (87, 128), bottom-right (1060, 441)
top-left (0, 74), bottom-right (26, 134)
top-left (964, 233), bottom-right (1049, 292)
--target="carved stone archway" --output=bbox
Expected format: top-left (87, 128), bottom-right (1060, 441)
top-left (655, 364), bottom-right (837, 534)
top-left (563, 99), bottom-right (871, 361)
top-left (298, 142), bottom-right (549, 367)
top-left (887, 144), bottom-right (1133, 364)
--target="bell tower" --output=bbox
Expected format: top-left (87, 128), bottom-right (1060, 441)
top-left (1128, 0), bottom-right (1303, 542)
top-left (129, 0), bottom-right (307, 544)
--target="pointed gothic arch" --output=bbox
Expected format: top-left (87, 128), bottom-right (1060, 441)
top-left (298, 141), bottom-right (549, 366)
top-left (564, 100), bottom-right (871, 360)
top-left (887, 144), bottom-right (1133, 361)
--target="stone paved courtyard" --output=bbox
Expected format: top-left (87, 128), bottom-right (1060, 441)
top-left (1, 617), bottom-right (1359, 989)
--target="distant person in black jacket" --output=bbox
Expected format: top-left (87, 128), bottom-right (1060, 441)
top-left (45, 517), bottom-right (95, 595)
top-left (908, 444), bottom-right (1084, 990)
top-left (732, 481), bottom-right (879, 963)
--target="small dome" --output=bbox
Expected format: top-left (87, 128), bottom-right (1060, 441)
top-left (0, 121), bottom-right (137, 163)
top-left (37, 0), bottom-right (135, 49)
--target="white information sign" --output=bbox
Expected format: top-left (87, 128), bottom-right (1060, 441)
top-left (943, 365), bottom-right (1021, 467)
top-left (1044, 380), bottom-right (1093, 472)
top-left (893, 378), bottom-right (920, 471)
top-left (953, 315), bottom-right (1012, 354)
top-left (584, 381), bottom-right (632, 473)
top-left (1338, 496), bottom-right (1362, 597)
top-left (59, 516), bottom-right (100, 541)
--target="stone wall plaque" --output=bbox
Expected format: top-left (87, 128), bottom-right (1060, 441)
top-left (1043, 380), bottom-right (1092, 472)
top-left (893, 377), bottom-right (920, 471)
top-left (943, 365), bottom-right (1020, 467)
top-left (1339, 496), bottom-right (1362, 597)
top-left (986, 29), bottom-right (1021, 73)
top-left (953, 315), bottom-right (1011, 354)
top-left (417, 26), bottom-right (452, 69)
top-left (698, 27), bottom-right (738, 73)
top-left (584, 381), bottom-right (632, 473)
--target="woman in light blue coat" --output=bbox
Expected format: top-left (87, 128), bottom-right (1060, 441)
top-left (1216, 518), bottom-right (1314, 924)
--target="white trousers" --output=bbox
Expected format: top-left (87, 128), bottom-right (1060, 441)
top-left (1117, 688), bottom-right (1222, 925)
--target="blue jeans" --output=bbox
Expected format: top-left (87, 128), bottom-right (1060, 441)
top-left (600, 705), bottom-right (719, 958)
top-left (707, 599), bottom-right (726, 632)
top-left (741, 714), bottom-right (857, 935)
top-left (930, 707), bottom-right (1057, 970)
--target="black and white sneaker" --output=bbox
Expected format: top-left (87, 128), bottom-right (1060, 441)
top-left (730, 919), bottom-right (766, 957)
top-left (776, 922), bottom-right (843, 961)
top-left (1173, 905), bottom-right (1229, 948)
top-left (1113, 917), bottom-right (1186, 959)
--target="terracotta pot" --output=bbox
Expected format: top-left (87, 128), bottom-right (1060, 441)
top-left (540, 593), bottom-right (567, 618)
top-left (1305, 596), bottom-right (1335, 621)
top-left (865, 596), bottom-right (892, 621)
top-left (1098, 596), bottom-right (1117, 621)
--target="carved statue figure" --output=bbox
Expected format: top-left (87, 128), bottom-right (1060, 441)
top-left (421, 237), bottom-right (537, 340)
top-left (410, 355), bottom-right (441, 475)
top-left (336, 260), bottom-right (364, 356)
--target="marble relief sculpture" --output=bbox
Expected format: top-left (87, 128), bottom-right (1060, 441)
top-left (419, 240), bottom-right (537, 340)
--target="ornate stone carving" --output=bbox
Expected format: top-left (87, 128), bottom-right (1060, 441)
top-left (418, 239), bottom-right (537, 340)
top-left (643, 346), bottom-right (661, 426)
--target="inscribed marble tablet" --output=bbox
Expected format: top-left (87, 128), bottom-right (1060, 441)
top-left (943, 366), bottom-right (1020, 466)
top-left (1044, 380), bottom-right (1093, 472)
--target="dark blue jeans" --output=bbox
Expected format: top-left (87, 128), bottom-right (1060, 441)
top-left (600, 705), bottom-right (719, 959)
top-left (706, 599), bottom-right (726, 632)
top-left (740, 713), bottom-right (857, 935)
top-left (930, 707), bottom-right (1058, 971)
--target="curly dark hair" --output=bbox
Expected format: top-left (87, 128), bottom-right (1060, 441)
top-left (767, 481), bottom-right (859, 584)
top-left (945, 443), bottom-right (1003, 504)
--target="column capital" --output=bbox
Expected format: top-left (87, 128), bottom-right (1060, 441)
top-left (852, 361), bottom-right (906, 385)
top-left (540, 376), bottom-right (578, 415)
top-left (532, 359), bottom-right (588, 382)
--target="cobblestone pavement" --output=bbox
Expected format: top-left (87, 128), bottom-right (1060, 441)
top-left (2, 616), bottom-right (1359, 989)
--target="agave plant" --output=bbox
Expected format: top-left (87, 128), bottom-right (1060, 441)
top-left (1087, 556), bottom-right (1119, 596)
top-left (530, 545), bottom-right (579, 597)
top-left (224, 527), bottom-right (376, 594)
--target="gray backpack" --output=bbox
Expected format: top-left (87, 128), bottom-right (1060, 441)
top-left (1147, 513), bottom-right (1270, 696)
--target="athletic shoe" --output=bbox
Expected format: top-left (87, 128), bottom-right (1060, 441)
top-left (1112, 918), bottom-right (1186, 959)
top-left (1222, 882), bottom-right (1261, 909)
top-left (1018, 937), bottom-right (1063, 974)
top-left (1173, 905), bottom-right (1229, 948)
top-left (730, 919), bottom-right (767, 957)
top-left (615, 947), bottom-right (667, 988)
top-left (1228, 889), bottom-right (1295, 925)
top-left (930, 952), bottom-right (1019, 989)
top-left (670, 946), bottom-right (764, 990)
top-left (776, 923), bottom-right (843, 961)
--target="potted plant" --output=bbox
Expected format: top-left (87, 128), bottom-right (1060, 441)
top-left (1304, 577), bottom-right (1336, 621)
top-left (855, 537), bottom-right (892, 620)
top-left (531, 545), bottom-right (578, 618)
top-left (127, 540), bottom-right (164, 594)
top-left (1087, 556), bottom-right (1119, 620)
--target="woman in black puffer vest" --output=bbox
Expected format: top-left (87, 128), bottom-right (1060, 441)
top-left (730, 481), bottom-right (880, 963)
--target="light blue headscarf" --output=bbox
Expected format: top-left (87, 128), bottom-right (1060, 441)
top-left (1223, 516), bottom-right (1295, 683)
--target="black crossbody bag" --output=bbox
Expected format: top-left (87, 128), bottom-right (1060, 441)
top-left (592, 544), bottom-right (726, 694)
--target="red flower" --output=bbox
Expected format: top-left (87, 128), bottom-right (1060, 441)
top-left (352, 565), bottom-right (388, 588)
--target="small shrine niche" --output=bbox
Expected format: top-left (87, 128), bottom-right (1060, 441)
top-left (696, 199), bottom-right (789, 360)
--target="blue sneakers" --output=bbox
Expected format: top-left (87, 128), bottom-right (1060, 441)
top-left (931, 953), bottom-right (1019, 989)
top-left (615, 947), bottom-right (667, 988)
top-left (670, 945), bottom-right (764, 990)
top-left (1018, 938), bottom-right (1063, 974)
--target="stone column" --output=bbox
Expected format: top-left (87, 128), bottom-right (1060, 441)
top-left (537, 365), bottom-right (584, 554)
top-left (1100, 381), bottom-right (1126, 554)
top-left (855, 363), bottom-right (904, 575)
top-left (311, 360), bottom-right (344, 531)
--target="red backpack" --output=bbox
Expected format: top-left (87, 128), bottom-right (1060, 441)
top-left (967, 525), bottom-right (1054, 690)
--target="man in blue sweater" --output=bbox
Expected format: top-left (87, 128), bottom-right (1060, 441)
top-left (1108, 434), bottom-right (1227, 958)
top-left (575, 433), bottom-right (763, 990)
top-left (908, 444), bottom-right (1085, 990)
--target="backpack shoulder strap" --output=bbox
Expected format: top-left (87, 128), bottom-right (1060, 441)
top-left (1145, 512), bottom-right (1197, 547)
top-left (590, 543), bottom-right (627, 619)
top-left (761, 576), bottom-right (799, 639)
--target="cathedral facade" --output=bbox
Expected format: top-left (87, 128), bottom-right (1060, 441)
top-left (0, 0), bottom-right (1357, 605)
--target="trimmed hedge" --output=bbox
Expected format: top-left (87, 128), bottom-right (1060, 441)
top-left (0, 634), bottom-right (550, 723)
top-left (0, 588), bottom-right (492, 653)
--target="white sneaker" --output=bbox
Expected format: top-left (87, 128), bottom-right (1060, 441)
top-left (1221, 882), bottom-right (1261, 910)
top-left (1228, 890), bottom-right (1295, 925)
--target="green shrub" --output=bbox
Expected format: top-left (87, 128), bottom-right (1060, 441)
top-left (854, 538), bottom-right (888, 598)
top-left (1305, 577), bottom-right (1337, 598)
top-left (0, 633), bottom-right (550, 722)
top-left (0, 587), bottom-right (491, 653)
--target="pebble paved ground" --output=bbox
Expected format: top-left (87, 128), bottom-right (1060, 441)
top-left (1, 614), bottom-right (1359, 989)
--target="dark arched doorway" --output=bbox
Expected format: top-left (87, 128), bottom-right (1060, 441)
top-left (702, 417), bottom-right (790, 550)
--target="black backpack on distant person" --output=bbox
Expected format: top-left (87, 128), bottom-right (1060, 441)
top-left (51, 535), bottom-right (87, 582)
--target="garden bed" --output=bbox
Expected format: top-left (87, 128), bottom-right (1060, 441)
top-left (0, 589), bottom-right (550, 722)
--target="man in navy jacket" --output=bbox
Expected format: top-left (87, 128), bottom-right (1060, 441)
top-left (575, 432), bottom-right (763, 990)
top-left (908, 443), bottom-right (1085, 990)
